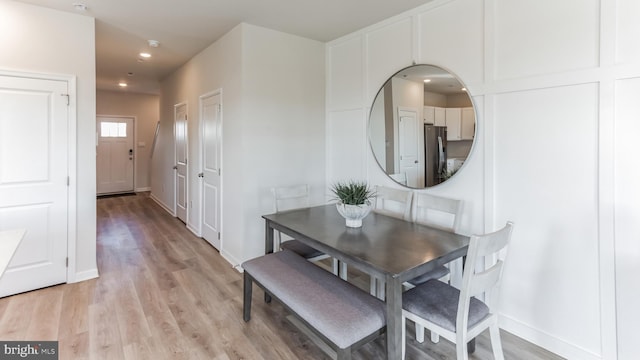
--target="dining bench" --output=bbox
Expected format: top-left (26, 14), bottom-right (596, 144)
top-left (242, 249), bottom-right (386, 360)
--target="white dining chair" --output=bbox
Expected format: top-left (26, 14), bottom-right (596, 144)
top-left (401, 221), bottom-right (514, 360)
top-left (272, 185), bottom-right (338, 274)
top-left (408, 192), bottom-right (463, 285)
top-left (372, 185), bottom-right (413, 221)
top-left (369, 185), bottom-right (414, 296)
top-left (406, 192), bottom-right (463, 343)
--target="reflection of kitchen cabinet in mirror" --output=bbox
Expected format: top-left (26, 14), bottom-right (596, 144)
top-left (368, 64), bottom-right (477, 189)
top-left (424, 106), bottom-right (475, 141)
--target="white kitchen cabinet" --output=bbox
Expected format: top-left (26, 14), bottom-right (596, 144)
top-left (445, 108), bottom-right (462, 140)
top-left (434, 107), bottom-right (446, 126)
top-left (461, 107), bottom-right (475, 140)
top-left (424, 106), bottom-right (435, 124)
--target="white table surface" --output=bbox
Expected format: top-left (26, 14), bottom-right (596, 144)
top-left (0, 229), bottom-right (26, 278)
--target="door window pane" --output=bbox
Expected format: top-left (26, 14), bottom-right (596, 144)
top-left (100, 122), bottom-right (127, 137)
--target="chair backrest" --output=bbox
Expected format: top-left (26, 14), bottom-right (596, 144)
top-left (272, 184), bottom-right (309, 212)
top-left (457, 221), bottom-right (514, 331)
top-left (389, 173), bottom-right (407, 186)
top-left (413, 193), bottom-right (462, 232)
top-left (372, 185), bottom-right (413, 221)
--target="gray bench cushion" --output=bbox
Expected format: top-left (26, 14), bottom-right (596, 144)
top-left (402, 279), bottom-right (489, 332)
top-left (243, 250), bottom-right (386, 349)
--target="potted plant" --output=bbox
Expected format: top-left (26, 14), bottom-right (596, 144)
top-left (330, 181), bottom-right (376, 228)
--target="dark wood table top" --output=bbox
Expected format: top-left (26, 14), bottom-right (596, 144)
top-left (262, 204), bottom-right (469, 282)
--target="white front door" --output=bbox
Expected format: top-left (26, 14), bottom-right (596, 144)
top-left (96, 116), bottom-right (134, 194)
top-left (174, 103), bottom-right (188, 223)
top-left (0, 74), bottom-right (68, 297)
top-left (398, 108), bottom-right (419, 188)
top-left (200, 92), bottom-right (222, 249)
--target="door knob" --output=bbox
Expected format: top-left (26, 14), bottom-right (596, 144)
top-left (172, 165), bottom-right (177, 170)
top-left (198, 173), bottom-right (204, 178)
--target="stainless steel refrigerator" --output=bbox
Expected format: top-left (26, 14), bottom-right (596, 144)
top-left (424, 125), bottom-right (447, 186)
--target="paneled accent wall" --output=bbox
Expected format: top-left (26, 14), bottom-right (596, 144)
top-left (326, 0), bottom-right (640, 359)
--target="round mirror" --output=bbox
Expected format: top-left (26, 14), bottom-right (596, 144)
top-left (368, 64), bottom-right (476, 188)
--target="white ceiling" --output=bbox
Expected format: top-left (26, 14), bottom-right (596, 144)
top-left (16, 0), bottom-right (433, 94)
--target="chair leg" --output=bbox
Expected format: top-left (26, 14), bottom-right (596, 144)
top-left (401, 315), bottom-right (407, 359)
top-left (340, 261), bottom-right (348, 280)
top-left (489, 324), bottom-right (505, 360)
top-left (430, 330), bottom-right (439, 343)
top-left (415, 324), bottom-right (425, 343)
top-left (455, 339), bottom-right (469, 360)
top-left (243, 272), bottom-right (252, 322)
top-left (370, 276), bottom-right (377, 296)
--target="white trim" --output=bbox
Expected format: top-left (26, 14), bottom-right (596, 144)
top-left (135, 187), bottom-right (151, 192)
top-left (150, 192), bottom-right (176, 216)
top-left (500, 314), bottom-right (602, 360)
top-left (220, 248), bottom-right (242, 271)
top-left (67, 75), bottom-right (78, 284)
top-left (73, 268), bottom-right (99, 283)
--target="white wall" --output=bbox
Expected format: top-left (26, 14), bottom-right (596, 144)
top-left (0, 1), bottom-right (97, 280)
top-left (326, 0), bottom-right (640, 359)
top-left (154, 23), bottom-right (325, 266)
top-left (97, 90), bottom-right (159, 191)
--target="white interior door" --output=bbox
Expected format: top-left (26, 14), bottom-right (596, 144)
top-left (174, 103), bottom-right (188, 223)
top-left (96, 116), bottom-right (134, 194)
top-left (398, 108), bottom-right (419, 187)
top-left (200, 93), bottom-right (221, 249)
top-left (0, 74), bottom-right (68, 297)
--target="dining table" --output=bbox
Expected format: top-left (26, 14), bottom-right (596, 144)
top-left (262, 204), bottom-right (470, 359)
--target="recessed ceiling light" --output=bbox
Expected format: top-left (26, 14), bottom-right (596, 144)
top-left (118, 82), bottom-right (128, 87)
top-left (72, 2), bottom-right (88, 11)
top-left (139, 52), bottom-right (151, 58)
top-left (147, 40), bottom-right (160, 48)
top-left (424, 79), bottom-right (431, 83)
top-left (127, 72), bottom-right (134, 76)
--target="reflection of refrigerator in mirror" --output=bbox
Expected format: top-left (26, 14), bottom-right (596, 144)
top-left (424, 125), bottom-right (447, 186)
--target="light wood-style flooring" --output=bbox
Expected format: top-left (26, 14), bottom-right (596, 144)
top-left (0, 193), bottom-right (563, 359)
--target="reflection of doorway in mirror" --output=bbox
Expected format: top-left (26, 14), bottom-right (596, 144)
top-left (397, 108), bottom-right (420, 188)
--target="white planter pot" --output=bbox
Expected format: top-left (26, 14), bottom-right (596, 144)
top-left (335, 201), bottom-right (372, 228)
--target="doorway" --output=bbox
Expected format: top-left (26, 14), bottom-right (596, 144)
top-left (174, 103), bottom-right (188, 223)
top-left (0, 71), bottom-right (73, 297)
top-left (199, 91), bottom-right (222, 249)
top-left (96, 116), bottom-right (135, 195)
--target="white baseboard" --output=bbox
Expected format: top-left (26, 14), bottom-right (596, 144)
top-left (500, 314), bottom-right (601, 360)
top-left (71, 268), bottom-right (99, 283)
top-left (135, 187), bottom-right (151, 192)
top-left (186, 223), bottom-right (201, 237)
top-left (220, 249), bottom-right (243, 273)
top-left (149, 193), bottom-right (176, 216)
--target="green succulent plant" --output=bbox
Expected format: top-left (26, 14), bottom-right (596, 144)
top-left (330, 181), bottom-right (375, 205)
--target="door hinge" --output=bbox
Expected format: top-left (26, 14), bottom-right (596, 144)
top-left (67, 176), bottom-right (70, 186)
top-left (61, 93), bottom-right (70, 106)
top-left (218, 233), bottom-right (221, 240)
top-left (66, 257), bottom-right (69, 267)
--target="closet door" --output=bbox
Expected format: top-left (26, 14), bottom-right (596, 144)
top-left (0, 74), bottom-right (69, 297)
